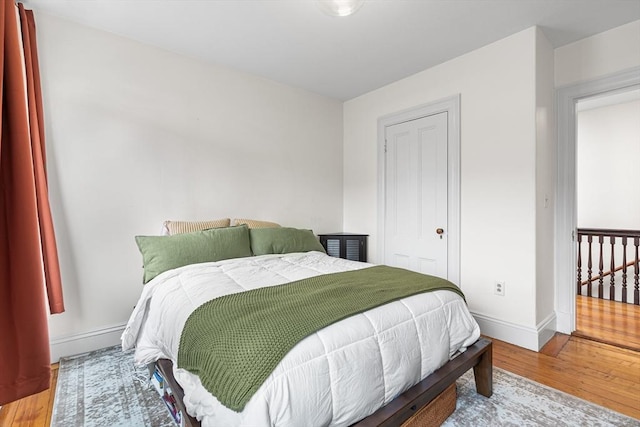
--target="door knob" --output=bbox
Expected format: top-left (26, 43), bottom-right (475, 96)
top-left (436, 228), bottom-right (444, 235)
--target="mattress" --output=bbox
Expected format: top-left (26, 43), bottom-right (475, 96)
top-left (122, 251), bottom-right (480, 426)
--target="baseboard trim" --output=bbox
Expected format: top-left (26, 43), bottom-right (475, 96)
top-left (50, 323), bottom-right (126, 363)
top-left (471, 311), bottom-right (557, 351)
top-left (536, 312), bottom-right (557, 350)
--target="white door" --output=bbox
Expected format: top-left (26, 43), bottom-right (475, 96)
top-left (384, 112), bottom-right (448, 277)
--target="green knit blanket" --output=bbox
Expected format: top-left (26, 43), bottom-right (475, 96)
top-left (177, 265), bottom-right (465, 412)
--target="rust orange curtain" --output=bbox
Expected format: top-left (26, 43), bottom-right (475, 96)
top-left (0, 2), bottom-right (64, 405)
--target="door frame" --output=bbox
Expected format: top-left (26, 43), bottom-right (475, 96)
top-left (555, 67), bottom-right (640, 334)
top-left (377, 94), bottom-right (461, 286)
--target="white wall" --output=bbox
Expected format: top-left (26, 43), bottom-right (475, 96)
top-left (534, 28), bottom-right (557, 343)
top-left (344, 28), bottom-right (544, 348)
top-left (577, 100), bottom-right (640, 228)
top-left (555, 20), bottom-right (640, 87)
top-left (37, 13), bottom-right (344, 360)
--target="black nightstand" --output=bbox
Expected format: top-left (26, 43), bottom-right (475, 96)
top-left (318, 233), bottom-right (368, 263)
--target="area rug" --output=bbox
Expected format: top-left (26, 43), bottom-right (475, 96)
top-left (51, 346), bottom-right (174, 427)
top-left (52, 345), bottom-right (638, 426)
top-left (443, 368), bottom-right (638, 427)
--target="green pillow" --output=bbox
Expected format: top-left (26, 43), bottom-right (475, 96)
top-left (250, 227), bottom-right (326, 256)
top-left (135, 225), bottom-right (252, 284)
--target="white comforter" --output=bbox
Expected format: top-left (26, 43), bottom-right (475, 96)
top-left (122, 251), bottom-right (480, 427)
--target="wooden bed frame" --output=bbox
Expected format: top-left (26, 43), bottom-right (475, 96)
top-left (156, 337), bottom-right (492, 427)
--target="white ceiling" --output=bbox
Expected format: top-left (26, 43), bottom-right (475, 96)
top-left (24, 0), bottom-right (640, 100)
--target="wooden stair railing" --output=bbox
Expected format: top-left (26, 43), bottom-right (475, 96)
top-left (577, 228), bottom-right (640, 305)
top-left (580, 260), bottom-right (638, 287)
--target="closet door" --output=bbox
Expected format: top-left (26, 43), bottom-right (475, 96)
top-left (384, 112), bottom-right (448, 278)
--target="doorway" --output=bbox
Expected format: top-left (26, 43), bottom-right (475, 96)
top-left (573, 89), bottom-right (640, 349)
top-left (555, 67), bottom-right (640, 335)
top-left (377, 95), bottom-right (461, 285)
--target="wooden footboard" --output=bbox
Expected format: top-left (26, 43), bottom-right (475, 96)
top-left (352, 337), bottom-right (492, 426)
top-left (155, 337), bottom-right (492, 427)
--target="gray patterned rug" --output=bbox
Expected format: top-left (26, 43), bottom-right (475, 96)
top-left (51, 346), bottom-right (174, 427)
top-left (443, 368), bottom-right (638, 427)
top-left (52, 345), bottom-right (638, 426)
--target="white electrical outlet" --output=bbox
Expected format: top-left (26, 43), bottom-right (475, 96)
top-left (494, 281), bottom-right (505, 296)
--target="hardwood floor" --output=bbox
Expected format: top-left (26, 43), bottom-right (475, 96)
top-left (1, 334), bottom-right (638, 425)
top-left (575, 294), bottom-right (640, 351)
top-left (499, 292), bottom-right (640, 420)
top-left (0, 365), bottom-right (58, 427)
top-left (493, 334), bottom-right (640, 419)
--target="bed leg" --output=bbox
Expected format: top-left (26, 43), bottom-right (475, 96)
top-left (472, 339), bottom-right (493, 397)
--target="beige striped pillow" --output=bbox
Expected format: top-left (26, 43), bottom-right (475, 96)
top-left (232, 218), bottom-right (281, 229)
top-left (163, 218), bottom-right (231, 235)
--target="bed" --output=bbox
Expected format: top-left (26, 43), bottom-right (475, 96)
top-left (122, 224), bottom-right (492, 426)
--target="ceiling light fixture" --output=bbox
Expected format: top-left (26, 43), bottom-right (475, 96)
top-left (316, 0), bottom-right (364, 17)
